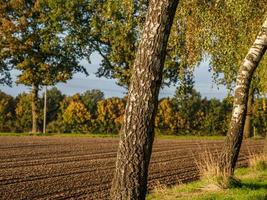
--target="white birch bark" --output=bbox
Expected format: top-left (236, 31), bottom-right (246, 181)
top-left (110, 0), bottom-right (179, 199)
top-left (219, 18), bottom-right (267, 177)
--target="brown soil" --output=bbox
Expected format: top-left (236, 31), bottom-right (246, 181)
top-left (0, 136), bottom-right (263, 200)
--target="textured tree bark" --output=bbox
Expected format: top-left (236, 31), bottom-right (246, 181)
top-left (31, 84), bottom-right (39, 133)
top-left (110, 1), bottom-right (179, 199)
top-left (219, 19), bottom-right (267, 178)
top-left (243, 88), bottom-right (254, 138)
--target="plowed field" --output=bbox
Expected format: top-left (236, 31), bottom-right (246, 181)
top-left (0, 136), bottom-right (264, 199)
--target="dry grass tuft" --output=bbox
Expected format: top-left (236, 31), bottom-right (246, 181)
top-left (200, 183), bottom-right (222, 192)
top-left (152, 180), bottom-right (168, 195)
top-left (249, 153), bottom-right (267, 171)
top-left (196, 149), bottom-right (220, 180)
top-left (195, 148), bottom-right (240, 189)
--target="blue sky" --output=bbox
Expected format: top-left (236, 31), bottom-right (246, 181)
top-left (0, 53), bottom-right (228, 99)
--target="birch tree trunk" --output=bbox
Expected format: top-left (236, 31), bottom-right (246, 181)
top-left (243, 88), bottom-right (254, 138)
top-left (110, 1), bottom-right (179, 199)
top-left (219, 19), bottom-right (267, 178)
top-left (31, 84), bottom-right (39, 133)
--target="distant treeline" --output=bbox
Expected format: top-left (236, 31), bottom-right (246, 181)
top-left (0, 87), bottom-right (266, 136)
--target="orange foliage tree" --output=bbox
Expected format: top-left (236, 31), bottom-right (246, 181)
top-left (61, 95), bottom-right (91, 133)
top-left (95, 97), bottom-right (126, 133)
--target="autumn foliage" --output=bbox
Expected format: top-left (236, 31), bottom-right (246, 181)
top-left (0, 87), bottom-right (266, 136)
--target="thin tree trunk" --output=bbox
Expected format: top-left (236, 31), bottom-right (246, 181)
top-left (32, 84), bottom-right (39, 133)
top-left (43, 86), bottom-right (47, 134)
top-left (243, 88), bottom-right (254, 138)
top-left (218, 19), bottom-right (267, 178)
top-left (110, 1), bottom-right (179, 199)
top-left (263, 94), bottom-right (266, 111)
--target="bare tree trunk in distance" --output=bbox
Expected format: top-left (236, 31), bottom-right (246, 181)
top-left (243, 88), bottom-right (254, 138)
top-left (43, 86), bottom-right (47, 134)
top-left (110, 1), bottom-right (179, 199)
top-left (32, 84), bottom-right (39, 133)
top-left (219, 19), bottom-right (267, 178)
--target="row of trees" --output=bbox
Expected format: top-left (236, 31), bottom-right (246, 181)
top-left (1, 87), bottom-right (267, 136)
top-left (1, 1), bottom-right (267, 134)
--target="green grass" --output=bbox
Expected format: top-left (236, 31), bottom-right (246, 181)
top-left (0, 132), bottom-right (119, 138)
top-left (0, 132), bottom-right (226, 140)
top-left (0, 132), bottom-right (36, 137)
top-left (0, 132), bottom-right (263, 141)
top-left (0, 132), bottom-right (227, 140)
top-left (147, 167), bottom-right (267, 200)
top-left (155, 134), bottom-right (225, 140)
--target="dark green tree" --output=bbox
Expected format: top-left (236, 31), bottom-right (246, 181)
top-left (43, 87), bottom-right (64, 125)
top-left (172, 70), bottom-right (203, 133)
top-left (15, 92), bottom-right (33, 132)
top-left (0, 90), bottom-right (15, 132)
top-left (201, 98), bottom-right (226, 135)
top-left (81, 89), bottom-right (104, 115)
top-left (0, 0), bottom-right (91, 132)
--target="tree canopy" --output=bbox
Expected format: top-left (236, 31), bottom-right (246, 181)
top-left (84, 0), bottom-right (200, 88)
top-left (177, 0), bottom-right (267, 89)
top-left (0, 0), bottom-right (90, 88)
top-left (66, 0), bottom-right (267, 93)
top-left (0, 0), bottom-right (95, 132)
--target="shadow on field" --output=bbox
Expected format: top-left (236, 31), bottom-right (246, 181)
top-left (236, 182), bottom-right (267, 190)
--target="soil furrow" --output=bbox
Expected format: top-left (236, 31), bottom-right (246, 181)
top-left (0, 136), bottom-right (263, 200)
